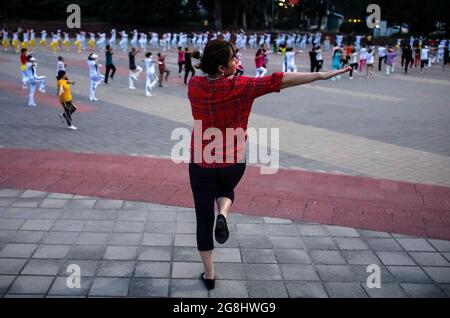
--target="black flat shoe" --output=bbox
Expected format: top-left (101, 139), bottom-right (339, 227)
top-left (201, 273), bottom-right (215, 290)
top-left (215, 214), bottom-right (229, 244)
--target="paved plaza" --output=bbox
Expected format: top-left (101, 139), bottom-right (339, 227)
top-left (0, 44), bottom-right (449, 298)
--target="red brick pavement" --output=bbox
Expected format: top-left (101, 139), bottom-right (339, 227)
top-left (1, 147), bottom-right (449, 240)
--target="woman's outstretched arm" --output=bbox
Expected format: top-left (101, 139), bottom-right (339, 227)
top-left (280, 66), bottom-right (352, 89)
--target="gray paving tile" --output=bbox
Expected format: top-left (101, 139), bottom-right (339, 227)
top-left (67, 245), bottom-right (106, 260)
top-left (110, 233), bottom-right (142, 246)
top-left (357, 229), bottom-right (392, 238)
top-left (4, 294), bottom-right (44, 298)
top-left (0, 189), bottom-right (24, 197)
top-left (237, 236), bottom-right (273, 249)
top-left (325, 225), bottom-right (360, 237)
top-left (0, 243), bottom-right (38, 258)
top-left (113, 221), bottom-right (144, 233)
top-left (324, 282), bottom-right (368, 298)
top-left (409, 252), bottom-right (450, 267)
top-left (129, 278), bottom-right (169, 297)
top-left (0, 218), bottom-right (25, 230)
top-left (20, 190), bottom-right (48, 199)
top-left (85, 210), bottom-right (118, 220)
top-left (11, 231), bottom-right (45, 244)
top-left (274, 249), bottom-right (311, 264)
top-left (296, 223), bottom-right (328, 236)
top-left (270, 236), bottom-right (304, 249)
top-left (173, 247), bottom-right (201, 262)
top-left (76, 232), bottom-right (112, 245)
top-left (39, 199), bottom-right (68, 209)
top-left (236, 224), bottom-right (267, 236)
top-left (263, 217), bottom-right (292, 224)
top-left (350, 265), bottom-right (396, 284)
top-left (117, 210), bottom-right (148, 221)
top-left (174, 234), bottom-right (197, 247)
top-left (242, 249), bottom-right (276, 263)
top-left (122, 201), bottom-right (149, 210)
top-left (286, 281), bottom-right (328, 298)
top-left (176, 222), bottom-right (196, 234)
top-left (422, 267), bottom-right (450, 284)
top-left (170, 279), bottom-right (209, 298)
top-left (310, 250), bottom-right (346, 265)
top-left (20, 219), bottom-right (55, 231)
top-left (139, 247), bottom-right (172, 261)
top-left (214, 248), bottom-right (242, 263)
top-left (97, 261), bottom-right (135, 277)
top-left (0, 275), bottom-right (15, 294)
top-left (21, 259), bottom-right (64, 276)
top-left (244, 264), bottom-right (282, 280)
top-left (376, 252), bottom-right (416, 266)
top-left (428, 239), bottom-right (450, 252)
top-left (316, 265), bottom-right (357, 282)
top-left (51, 220), bottom-right (85, 232)
top-left (302, 237), bottom-right (337, 250)
top-left (83, 220), bottom-right (115, 232)
top-left (66, 200), bottom-right (97, 210)
top-left (441, 284), bottom-right (450, 297)
top-left (89, 277), bottom-right (130, 296)
top-left (401, 283), bottom-right (447, 298)
top-left (265, 224), bottom-right (299, 236)
top-left (0, 258), bottom-right (28, 275)
top-left (0, 230), bottom-right (15, 244)
top-left (176, 211), bottom-right (196, 223)
top-left (32, 245), bottom-right (71, 259)
top-left (366, 238), bottom-right (403, 251)
top-left (28, 209), bottom-right (61, 220)
top-left (248, 281), bottom-right (288, 298)
top-left (142, 233), bottom-right (173, 246)
top-left (93, 199), bottom-right (123, 210)
top-left (172, 262), bottom-right (204, 279)
top-left (134, 262), bottom-right (171, 278)
top-left (387, 266), bottom-right (432, 283)
top-left (334, 237), bottom-right (370, 250)
top-left (363, 283), bottom-right (408, 298)
top-left (0, 197), bottom-right (14, 207)
top-left (281, 264), bottom-right (321, 281)
top-left (48, 276), bottom-right (93, 296)
top-left (103, 246), bottom-right (138, 260)
top-left (342, 251), bottom-right (382, 265)
top-left (46, 193), bottom-right (74, 199)
top-left (8, 276), bottom-right (54, 295)
top-left (145, 222), bottom-right (176, 234)
top-left (214, 263), bottom-right (246, 280)
top-left (396, 238), bottom-right (436, 252)
top-left (210, 280), bottom-right (249, 298)
top-left (233, 214), bottom-right (264, 224)
top-left (443, 253), bottom-right (450, 262)
top-left (147, 211), bottom-right (177, 223)
top-left (59, 260), bottom-right (99, 277)
top-left (11, 199), bottom-right (42, 208)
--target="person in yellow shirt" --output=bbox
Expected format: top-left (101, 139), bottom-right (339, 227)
top-left (57, 70), bottom-right (77, 130)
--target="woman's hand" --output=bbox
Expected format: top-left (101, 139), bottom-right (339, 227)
top-left (319, 66), bottom-right (353, 80)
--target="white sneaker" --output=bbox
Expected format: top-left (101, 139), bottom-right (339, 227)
top-left (39, 89), bottom-right (46, 93)
top-left (67, 125), bottom-right (77, 130)
top-left (146, 92), bottom-right (153, 97)
top-left (349, 77), bottom-right (353, 80)
top-left (129, 86), bottom-right (136, 90)
top-left (90, 97), bottom-right (98, 102)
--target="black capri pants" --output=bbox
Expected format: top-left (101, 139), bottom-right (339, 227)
top-left (189, 162), bottom-right (246, 251)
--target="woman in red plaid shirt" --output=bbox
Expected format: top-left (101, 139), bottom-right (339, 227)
top-left (188, 39), bottom-right (351, 290)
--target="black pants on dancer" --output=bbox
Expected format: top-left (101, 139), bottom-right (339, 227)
top-left (61, 101), bottom-right (77, 126)
top-left (105, 64), bottom-right (116, 83)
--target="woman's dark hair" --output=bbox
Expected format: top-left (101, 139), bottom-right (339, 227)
top-left (255, 48), bottom-right (262, 57)
top-left (106, 44), bottom-right (110, 50)
top-left (196, 39), bottom-right (235, 75)
top-left (57, 70), bottom-right (66, 80)
top-left (145, 52), bottom-right (152, 58)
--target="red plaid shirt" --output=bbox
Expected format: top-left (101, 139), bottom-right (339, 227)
top-left (188, 72), bottom-right (284, 168)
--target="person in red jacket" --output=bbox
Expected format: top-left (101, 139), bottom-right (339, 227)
top-left (187, 39), bottom-right (351, 290)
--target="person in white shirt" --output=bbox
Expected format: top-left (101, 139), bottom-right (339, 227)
top-left (365, 48), bottom-right (375, 79)
top-left (358, 46), bottom-right (367, 72)
top-left (420, 45), bottom-right (430, 73)
top-left (377, 44), bottom-right (387, 71)
top-left (285, 47), bottom-right (299, 72)
top-left (349, 48), bottom-right (358, 80)
top-left (143, 52), bottom-right (158, 97)
top-left (87, 53), bottom-right (104, 101)
top-left (26, 56), bottom-right (46, 107)
top-left (56, 56), bottom-right (66, 79)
